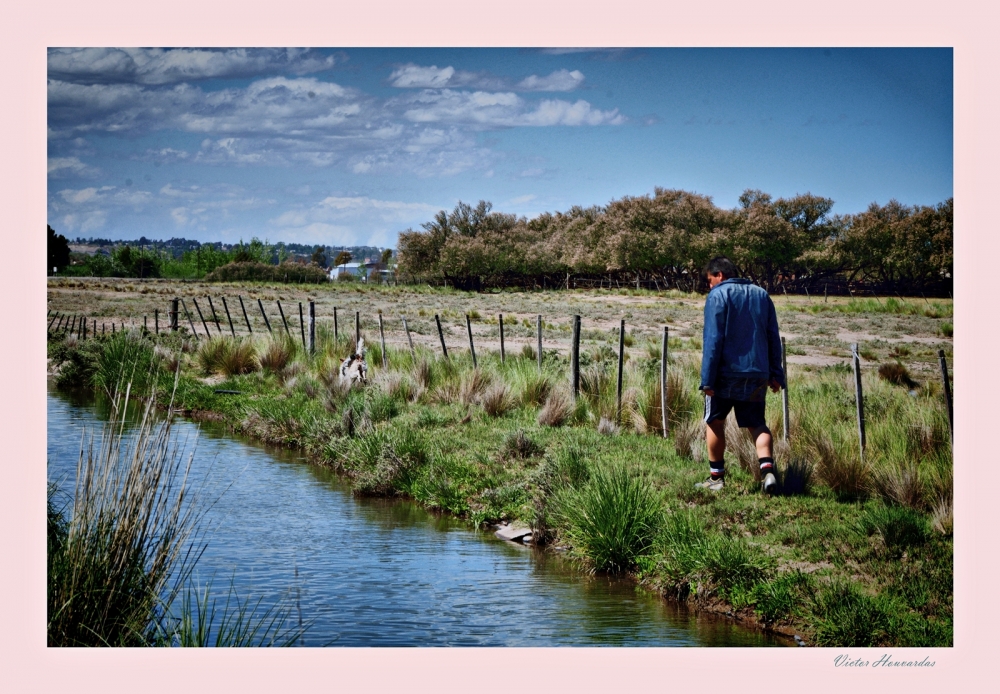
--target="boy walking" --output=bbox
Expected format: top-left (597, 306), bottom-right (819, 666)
top-left (696, 257), bottom-right (785, 494)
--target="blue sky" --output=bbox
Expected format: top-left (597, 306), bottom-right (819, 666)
top-left (47, 47), bottom-right (952, 248)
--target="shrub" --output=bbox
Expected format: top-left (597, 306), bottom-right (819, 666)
top-left (219, 338), bottom-right (259, 376)
top-left (878, 362), bottom-right (918, 388)
top-left (349, 428), bottom-right (428, 497)
top-left (204, 261), bottom-right (329, 284)
top-left (197, 336), bottom-right (232, 375)
top-left (519, 373), bottom-right (552, 407)
top-left (780, 458), bottom-right (813, 496)
top-left (555, 463), bottom-right (663, 573)
top-left (92, 332), bottom-right (157, 397)
top-left (699, 535), bottom-right (771, 596)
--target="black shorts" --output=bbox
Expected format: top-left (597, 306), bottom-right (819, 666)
top-left (703, 394), bottom-right (767, 429)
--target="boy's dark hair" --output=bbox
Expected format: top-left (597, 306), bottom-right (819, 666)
top-left (703, 256), bottom-right (739, 279)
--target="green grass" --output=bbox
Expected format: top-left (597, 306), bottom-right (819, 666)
top-left (50, 315), bottom-right (953, 647)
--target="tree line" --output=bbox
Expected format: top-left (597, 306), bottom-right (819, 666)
top-left (396, 190), bottom-right (953, 295)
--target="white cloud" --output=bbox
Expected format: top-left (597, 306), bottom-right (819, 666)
top-left (390, 64), bottom-right (585, 92)
top-left (389, 65), bottom-right (456, 89)
top-left (509, 194), bottom-right (537, 205)
top-left (48, 156), bottom-right (98, 177)
top-left (59, 187), bottom-right (98, 203)
top-left (399, 90), bottom-right (622, 127)
top-left (48, 48), bottom-right (337, 85)
top-left (516, 69), bottom-right (585, 92)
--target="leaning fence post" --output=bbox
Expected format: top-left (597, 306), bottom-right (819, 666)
top-left (309, 301), bottom-right (316, 356)
top-left (155, 309), bottom-right (159, 335)
top-left (238, 296), bottom-right (252, 333)
top-left (938, 349), bottom-right (954, 444)
top-left (180, 299), bottom-right (199, 340)
top-left (466, 314), bottom-right (477, 368)
top-left (355, 311), bottom-right (360, 347)
top-left (48, 313), bottom-right (59, 331)
top-left (276, 301), bottom-right (290, 336)
top-left (499, 313), bottom-right (506, 364)
top-left (192, 298), bottom-right (211, 337)
top-left (782, 336), bottom-right (790, 442)
top-left (435, 314), bottom-right (449, 360)
top-left (402, 316), bottom-right (415, 356)
top-left (616, 319), bottom-right (625, 425)
top-left (298, 302), bottom-right (306, 350)
top-left (207, 296), bottom-right (222, 334)
top-left (257, 298), bottom-right (273, 334)
top-left (851, 343), bottom-right (866, 459)
top-left (378, 313), bottom-right (387, 368)
top-left (222, 297), bottom-right (235, 337)
top-left (537, 314), bottom-right (543, 372)
top-left (82, 316), bottom-right (87, 340)
top-left (170, 298), bottom-right (179, 331)
top-left (571, 315), bottom-right (581, 400)
top-left (661, 326), bottom-right (669, 438)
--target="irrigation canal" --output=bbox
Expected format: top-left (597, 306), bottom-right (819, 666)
top-left (47, 386), bottom-right (786, 647)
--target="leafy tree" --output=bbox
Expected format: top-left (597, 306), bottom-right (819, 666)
top-left (48, 225), bottom-right (70, 275)
top-left (333, 251), bottom-right (352, 267)
top-left (311, 246), bottom-right (328, 267)
top-left (381, 248), bottom-right (393, 266)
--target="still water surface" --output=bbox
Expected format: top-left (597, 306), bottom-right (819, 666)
top-left (47, 388), bottom-right (785, 647)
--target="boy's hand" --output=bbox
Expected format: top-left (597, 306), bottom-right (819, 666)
top-left (769, 378), bottom-right (782, 393)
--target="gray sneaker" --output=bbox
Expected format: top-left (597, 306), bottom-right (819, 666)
top-left (695, 477), bottom-right (724, 491)
top-left (762, 472), bottom-right (778, 495)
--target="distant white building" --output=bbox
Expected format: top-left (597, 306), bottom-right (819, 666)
top-left (329, 262), bottom-right (365, 280)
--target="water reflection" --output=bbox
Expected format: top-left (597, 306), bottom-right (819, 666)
top-left (46, 387), bottom-right (787, 647)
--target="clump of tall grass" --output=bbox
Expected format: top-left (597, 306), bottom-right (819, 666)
top-left (672, 417), bottom-right (706, 462)
top-left (810, 580), bottom-right (896, 647)
top-left (197, 336), bottom-right (231, 375)
top-left (481, 382), bottom-right (514, 417)
top-left (597, 416), bottom-right (619, 436)
top-left (258, 336), bottom-right (296, 373)
top-left (500, 429), bottom-right (544, 460)
top-left (346, 427), bottom-right (428, 497)
top-left (538, 389), bottom-right (573, 427)
top-left (852, 503), bottom-right (929, 555)
top-left (878, 361), bottom-right (918, 389)
top-left (48, 390), bottom-right (201, 646)
top-left (92, 331), bottom-right (157, 397)
top-left (725, 415), bottom-right (761, 480)
top-left (554, 463), bottom-right (663, 573)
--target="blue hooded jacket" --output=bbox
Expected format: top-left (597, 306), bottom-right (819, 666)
top-left (700, 278), bottom-right (785, 391)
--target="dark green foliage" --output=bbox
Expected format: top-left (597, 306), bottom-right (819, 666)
top-left (699, 535), bottom-right (772, 596)
top-left (48, 225), bottom-right (71, 275)
top-left (347, 428), bottom-right (428, 496)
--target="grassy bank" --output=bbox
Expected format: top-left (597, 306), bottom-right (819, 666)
top-left (47, 286), bottom-right (953, 647)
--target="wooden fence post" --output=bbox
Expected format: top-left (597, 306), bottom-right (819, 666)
top-left (170, 298), bottom-right (179, 331)
top-left (781, 336), bottom-right (790, 442)
top-left (82, 316), bottom-right (87, 340)
top-left (309, 301), bottom-right (316, 355)
top-left (571, 315), bottom-right (581, 400)
top-left (192, 298), bottom-right (211, 337)
top-left (402, 316), bottom-right (415, 356)
top-left (48, 313), bottom-right (59, 331)
top-left (466, 314), bottom-right (477, 368)
top-left (257, 298), bottom-right (273, 334)
top-left (938, 349), bottom-right (953, 444)
top-left (207, 296), bottom-right (222, 334)
top-left (355, 311), bottom-right (360, 347)
top-left (276, 301), bottom-right (290, 336)
top-left (333, 307), bottom-right (339, 346)
top-left (851, 343), bottom-right (866, 459)
top-left (93, 319), bottom-right (96, 338)
top-left (537, 314), bottom-right (543, 372)
top-left (617, 319), bottom-right (625, 424)
top-left (378, 313), bottom-right (387, 368)
top-left (180, 298), bottom-right (199, 340)
top-left (221, 297), bottom-right (235, 337)
top-left (144, 316), bottom-right (147, 332)
top-left (238, 296), bottom-right (252, 333)
top-left (435, 314), bottom-right (449, 360)
top-left (298, 302), bottom-right (306, 350)
top-left (661, 326), bottom-right (669, 438)
top-left (499, 313), bottom-right (505, 364)
top-left (155, 309), bottom-right (159, 335)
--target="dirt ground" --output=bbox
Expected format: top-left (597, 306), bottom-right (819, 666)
top-left (46, 277), bottom-right (953, 374)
